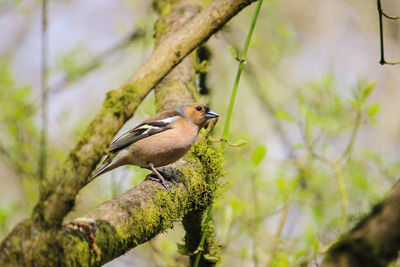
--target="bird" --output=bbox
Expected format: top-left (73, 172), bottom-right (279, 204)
top-left (92, 103), bottom-right (219, 191)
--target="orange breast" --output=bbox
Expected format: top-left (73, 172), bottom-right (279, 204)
top-left (127, 122), bottom-right (199, 168)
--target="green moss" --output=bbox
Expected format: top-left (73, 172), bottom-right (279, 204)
top-left (161, 3), bottom-right (172, 16)
top-left (63, 232), bottom-right (91, 266)
top-left (152, 0), bottom-right (173, 16)
top-left (203, 218), bottom-right (221, 263)
top-left (103, 84), bottom-right (141, 120)
top-left (191, 138), bottom-right (224, 184)
top-left (154, 18), bottom-right (170, 36)
top-left (111, 137), bottom-right (223, 249)
top-left (2, 137), bottom-right (224, 266)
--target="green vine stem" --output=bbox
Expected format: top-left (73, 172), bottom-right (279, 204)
top-left (193, 0), bottom-right (264, 266)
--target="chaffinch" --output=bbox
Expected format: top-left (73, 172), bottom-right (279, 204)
top-left (92, 103), bottom-right (219, 191)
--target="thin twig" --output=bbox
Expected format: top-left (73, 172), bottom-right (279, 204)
top-left (337, 110), bottom-right (361, 164)
top-left (38, 0), bottom-right (48, 181)
top-left (251, 172), bottom-right (261, 267)
top-left (308, 149), bottom-right (349, 233)
top-left (265, 201), bottom-right (291, 267)
top-left (377, 0), bottom-right (400, 65)
top-left (299, 103), bottom-right (365, 234)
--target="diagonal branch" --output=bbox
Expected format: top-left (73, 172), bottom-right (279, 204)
top-left (0, 136), bottom-right (223, 266)
top-left (322, 182), bottom-right (400, 267)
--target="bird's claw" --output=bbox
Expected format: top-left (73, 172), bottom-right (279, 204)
top-left (161, 179), bottom-right (172, 192)
top-left (158, 170), bottom-right (179, 187)
top-left (146, 173), bottom-right (172, 192)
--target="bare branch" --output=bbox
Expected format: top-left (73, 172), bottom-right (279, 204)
top-left (377, 0), bottom-right (400, 65)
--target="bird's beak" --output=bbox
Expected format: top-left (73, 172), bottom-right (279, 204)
top-left (205, 109), bottom-right (219, 119)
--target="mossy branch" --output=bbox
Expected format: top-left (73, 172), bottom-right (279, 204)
top-left (152, 1), bottom-right (221, 265)
top-left (321, 182), bottom-right (400, 267)
top-left (0, 0), bottom-right (255, 265)
top-left (32, 0), bottom-right (256, 230)
top-left (0, 138), bottom-right (223, 266)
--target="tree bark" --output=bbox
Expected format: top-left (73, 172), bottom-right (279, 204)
top-left (0, 0), bottom-right (255, 266)
top-left (322, 182), bottom-right (400, 267)
top-left (152, 1), bottom-right (220, 265)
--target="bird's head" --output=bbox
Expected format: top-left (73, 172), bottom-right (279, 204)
top-left (179, 103), bottom-right (219, 128)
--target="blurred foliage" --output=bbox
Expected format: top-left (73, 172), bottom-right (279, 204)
top-left (1, 0), bottom-right (400, 266)
top-left (0, 63), bottom-right (38, 176)
top-left (0, 62), bottom-right (40, 237)
top-left (56, 44), bottom-right (95, 82)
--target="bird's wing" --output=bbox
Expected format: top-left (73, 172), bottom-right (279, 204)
top-left (108, 116), bottom-right (179, 153)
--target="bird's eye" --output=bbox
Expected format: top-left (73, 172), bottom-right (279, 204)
top-left (196, 106), bottom-right (202, 111)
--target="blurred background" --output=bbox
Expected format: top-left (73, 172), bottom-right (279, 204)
top-left (1, 0), bottom-right (400, 266)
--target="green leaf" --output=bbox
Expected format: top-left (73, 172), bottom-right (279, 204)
top-left (293, 143), bottom-right (304, 150)
top-left (227, 44), bottom-right (240, 60)
top-left (203, 254), bottom-right (220, 262)
top-left (251, 145), bottom-right (267, 166)
top-left (274, 252), bottom-right (290, 267)
top-left (231, 199), bottom-right (246, 215)
top-left (227, 44), bottom-right (237, 58)
top-left (368, 104), bottom-right (380, 117)
top-left (348, 99), bottom-right (360, 110)
top-left (227, 139), bottom-right (247, 147)
top-left (275, 110), bottom-right (296, 122)
top-left (241, 248), bottom-right (249, 260)
top-left (360, 81), bottom-right (376, 100)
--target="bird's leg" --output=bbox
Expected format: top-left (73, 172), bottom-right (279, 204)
top-left (148, 162), bottom-right (172, 192)
top-left (147, 171), bottom-right (179, 187)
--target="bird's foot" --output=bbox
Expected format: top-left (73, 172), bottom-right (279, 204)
top-left (147, 163), bottom-right (180, 192)
top-left (158, 170), bottom-right (179, 187)
top-left (146, 173), bottom-right (172, 192)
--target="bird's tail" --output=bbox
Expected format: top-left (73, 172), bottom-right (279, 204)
top-left (92, 156), bottom-right (113, 178)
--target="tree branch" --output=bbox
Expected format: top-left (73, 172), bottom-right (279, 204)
top-left (322, 181), bottom-right (400, 267)
top-left (0, 0), bottom-right (255, 265)
top-left (1, 138), bottom-right (223, 266)
top-left (32, 0), bottom-right (256, 230)
top-left (152, 1), bottom-right (220, 265)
